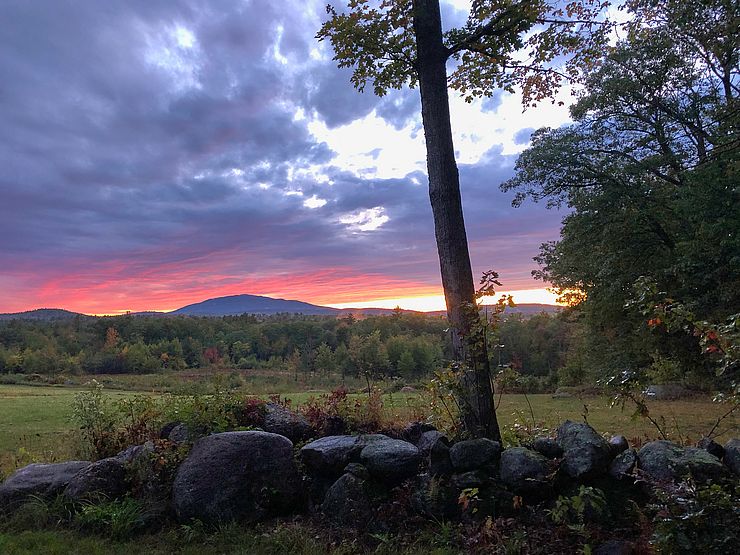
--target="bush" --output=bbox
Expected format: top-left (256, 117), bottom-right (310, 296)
top-left (650, 481), bottom-right (740, 553)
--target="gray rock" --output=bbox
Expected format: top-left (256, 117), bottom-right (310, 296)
top-left (697, 437), bottom-right (724, 459)
top-left (263, 403), bottom-right (314, 442)
top-left (322, 472), bottom-right (372, 528)
top-left (722, 438), bottom-right (740, 475)
top-left (0, 461), bottom-right (90, 510)
top-left (360, 438), bottom-right (420, 482)
top-left (449, 438), bottom-right (502, 472)
top-left (556, 420), bottom-right (611, 479)
top-left (609, 435), bottom-right (629, 455)
top-left (159, 421), bottom-right (181, 440)
top-left (172, 431), bottom-right (301, 524)
top-left (637, 440), bottom-right (729, 483)
top-left (532, 437), bottom-right (563, 459)
top-left (403, 421), bottom-right (436, 443)
top-left (499, 447), bottom-right (549, 494)
top-left (416, 431), bottom-right (452, 475)
top-left (343, 463), bottom-right (369, 480)
top-left (608, 449), bottom-right (637, 480)
top-left (357, 433), bottom-right (392, 444)
top-left (300, 436), bottom-right (362, 477)
top-left (416, 430), bottom-right (448, 456)
top-left (113, 442), bottom-right (155, 465)
top-left (64, 458), bottom-right (128, 502)
top-left (168, 424), bottom-right (199, 443)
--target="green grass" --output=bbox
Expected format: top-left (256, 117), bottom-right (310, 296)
top-left (0, 521), bottom-right (465, 555)
top-left (0, 385), bottom-right (152, 472)
top-left (1, 380), bottom-right (736, 478)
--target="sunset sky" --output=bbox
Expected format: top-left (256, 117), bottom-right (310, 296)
top-left (0, 0), bottom-right (572, 315)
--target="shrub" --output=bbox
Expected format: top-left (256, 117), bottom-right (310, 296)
top-left (650, 481), bottom-right (740, 553)
top-left (72, 382), bottom-right (164, 459)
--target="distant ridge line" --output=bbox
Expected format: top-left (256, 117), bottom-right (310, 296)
top-left (1, 295), bottom-right (560, 320)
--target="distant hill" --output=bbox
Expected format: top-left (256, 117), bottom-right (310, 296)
top-left (0, 308), bottom-right (87, 321)
top-left (1, 298), bottom-right (560, 320)
top-left (171, 294), bottom-right (341, 316)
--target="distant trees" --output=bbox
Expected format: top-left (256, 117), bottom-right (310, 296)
top-left (0, 311), bottom-right (585, 389)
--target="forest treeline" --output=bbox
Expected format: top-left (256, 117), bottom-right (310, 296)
top-left (0, 311), bottom-right (583, 390)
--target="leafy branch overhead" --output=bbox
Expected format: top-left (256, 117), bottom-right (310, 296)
top-left (317, 0), bottom-right (612, 104)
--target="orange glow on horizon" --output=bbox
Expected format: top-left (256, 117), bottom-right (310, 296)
top-left (3, 261), bottom-right (560, 315)
top-left (326, 288), bottom-right (561, 312)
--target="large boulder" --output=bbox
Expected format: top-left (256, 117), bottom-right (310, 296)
top-left (300, 434), bottom-right (391, 478)
top-left (449, 438), bottom-right (501, 472)
top-left (321, 470), bottom-right (373, 528)
top-left (172, 431), bottom-right (301, 524)
top-left (499, 447), bottom-right (549, 494)
top-left (300, 436), bottom-right (363, 477)
top-left (0, 461), bottom-right (90, 511)
top-left (556, 420), bottom-right (611, 479)
top-left (637, 440), bottom-right (729, 483)
top-left (724, 439), bottom-right (740, 475)
top-left (263, 403), bottom-right (314, 442)
top-left (64, 458), bottom-right (128, 502)
top-left (360, 438), bottom-right (421, 482)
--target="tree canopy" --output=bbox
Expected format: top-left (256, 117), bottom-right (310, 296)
top-left (317, 0), bottom-right (611, 104)
top-left (503, 0), bottom-right (739, 385)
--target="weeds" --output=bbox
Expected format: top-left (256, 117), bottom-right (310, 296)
top-left (649, 480), bottom-right (740, 553)
top-left (75, 497), bottom-right (146, 540)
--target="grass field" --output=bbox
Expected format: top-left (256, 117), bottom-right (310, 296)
top-left (1, 379), bottom-right (737, 477)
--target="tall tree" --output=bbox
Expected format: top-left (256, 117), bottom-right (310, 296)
top-left (318, 0), bottom-right (609, 439)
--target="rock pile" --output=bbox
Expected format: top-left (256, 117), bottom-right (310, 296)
top-left (2, 408), bottom-right (738, 539)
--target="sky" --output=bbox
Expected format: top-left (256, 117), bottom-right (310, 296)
top-left (0, 0), bottom-right (573, 315)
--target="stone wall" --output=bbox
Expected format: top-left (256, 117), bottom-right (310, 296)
top-left (1, 412), bottom-right (738, 543)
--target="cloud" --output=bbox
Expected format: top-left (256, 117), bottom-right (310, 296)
top-left (481, 91), bottom-right (505, 113)
top-left (513, 127), bottom-right (535, 145)
top-left (0, 0), bottom-right (564, 313)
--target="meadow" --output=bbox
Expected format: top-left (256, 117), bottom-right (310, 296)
top-left (1, 372), bottom-right (736, 477)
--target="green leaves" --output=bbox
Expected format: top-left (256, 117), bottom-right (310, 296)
top-left (502, 0), bottom-right (739, 388)
top-left (317, 0), bottom-right (416, 96)
top-left (318, 0), bottom-right (611, 104)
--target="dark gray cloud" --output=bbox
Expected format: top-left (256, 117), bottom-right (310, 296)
top-left (0, 0), bottom-right (562, 312)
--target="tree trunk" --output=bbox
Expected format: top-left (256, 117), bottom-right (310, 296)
top-left (412, 0), bottom-right (501, 441)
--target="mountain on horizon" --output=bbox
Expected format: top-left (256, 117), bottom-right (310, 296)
top-left (0, 308), bottom-right (88, 321)
top-left (1, 295), bottom-right (560, 320)
top-left (171, 294), bottom-right (340, 316)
